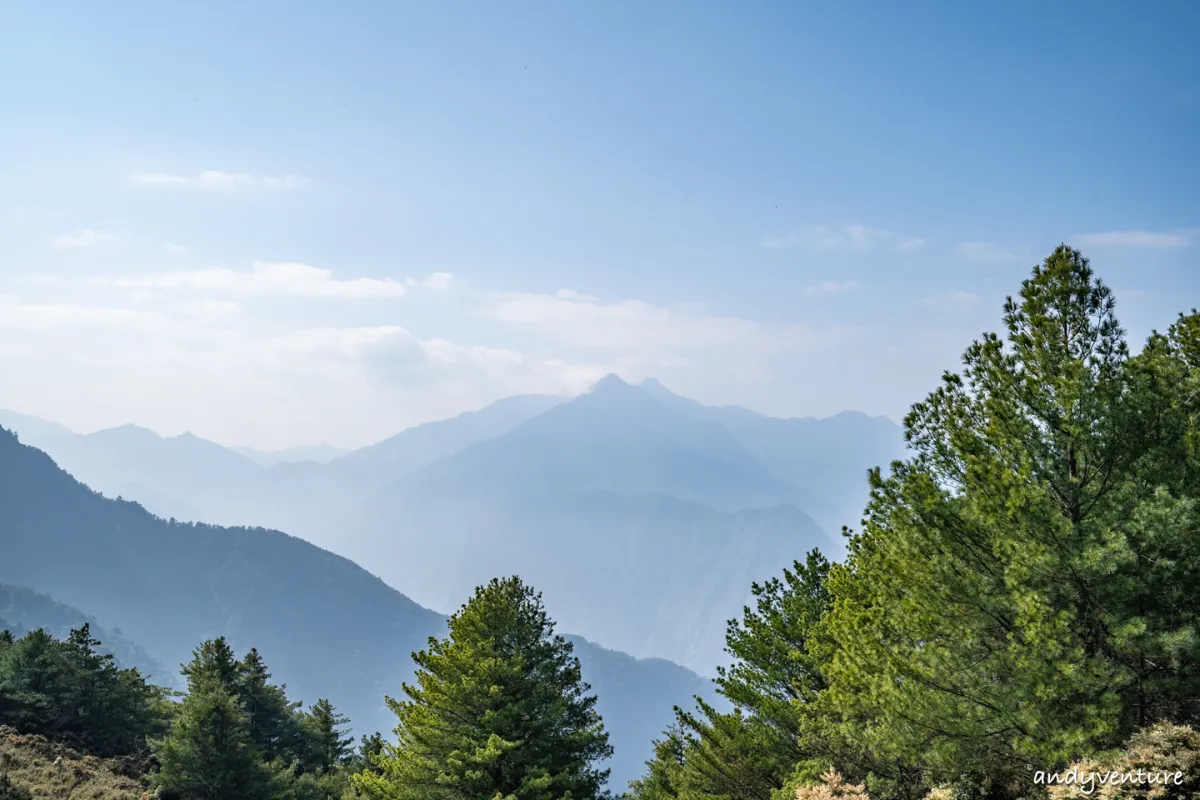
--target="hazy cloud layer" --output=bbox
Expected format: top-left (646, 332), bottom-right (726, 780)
top-left (52, 230), bottom-right (118, 248)
top-left (764, 225), bottom-right (924, 253)
top-left (97, 262), bottom-right (414, 299)
top-left (0, 263), bottom-right (874, 448)
top-left (3, 219), bottom-right (1189, 451)
top-left (129, 171), bottom-right (308, 190)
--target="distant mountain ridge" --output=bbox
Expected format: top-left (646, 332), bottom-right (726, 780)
top-left (0, 426), bottom-right (716, 790)
top-left (343, 376), bottom-right (841, 671)
top-left (0, 409), bottom-right (74, 450)
top-left (232, 442), bottom-right (350, 466)
top-left (0, 377), bottom-right (905, 672)
top-left (0, 584), bottom-right (174, 686)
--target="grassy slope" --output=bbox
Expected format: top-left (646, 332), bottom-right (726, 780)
top-left (0, 726), bottom-right (150, 800)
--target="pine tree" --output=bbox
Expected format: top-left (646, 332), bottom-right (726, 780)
top-left (303, 698), bottom-right (354, 773)
top-left (352, 576), bottom-right (613, 800)
top-left (153, 681), bottom-right (280, 800)
top-left (182, 637), bottom-right (239, 692)
top-left (624, 724), bottom-right (688, 800)
top-left (0, 625), bottom-right (165, 757)
top-left (153, 638), bottom-right (282, 800)
top-left (353, 731), bottom-right (386, 776)
top-left (817, 246), bottom-right (1200, 794)
top-left (237, 647), bottom-right (304, 764)
top-left (629, 551), bottom-right (833, 800)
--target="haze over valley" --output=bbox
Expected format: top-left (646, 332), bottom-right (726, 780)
top-left (0, 374), bottom-right (903, 675)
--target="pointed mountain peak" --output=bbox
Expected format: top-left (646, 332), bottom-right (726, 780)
top-left (589, 373), bottom-right (636, 394)
top-left (571, 372), bottom-right (663, 414)
top-left (638, 377), bottom-right (685, 401)
top-left (636, 377), bottom-right (707, 414)
top-left (638, 377), bottom-right (668, 392)
top-left (96, 423), bottom-right (162, 440)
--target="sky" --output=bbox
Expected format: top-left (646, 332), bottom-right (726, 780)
top-left (1, 0), bottom-right (1197, 451)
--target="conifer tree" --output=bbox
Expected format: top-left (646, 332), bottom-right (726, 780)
top-left (237, 647), bottom-right (304, 763)
top-left (153, 638), bottom-right (281, 800)
top-left (817, 246), bottom-right (1200, 794)
top-left (0, 625), bottom-right (166, 756)
top-left (303, 697), bottom-right (354, 773)
top-left (182, 636), bottom-right (239, 692)
top-left (352, 576), bottom-right (613, 800)
top-left (153, 682), bottom-right (279, 800)
top-left (629, 551), bottom-right (832, 800)
top-left (353, 731), bottom-right (386, 776)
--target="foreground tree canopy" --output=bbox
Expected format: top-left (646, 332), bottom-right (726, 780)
top-left (630, 246), bottom-right (1200, 800)
top-left (353, 576), bottom-right (613, 800)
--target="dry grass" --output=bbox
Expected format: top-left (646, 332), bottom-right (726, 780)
top-left (1046, 723), bottom-right (1200, 800)
top-left (0, 726), bottom-right (151, 800)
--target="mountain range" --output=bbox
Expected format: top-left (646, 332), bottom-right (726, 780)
top-left (0, 426), bottom-right (713, 790)
top-left (0, 377), bottom-right (904, 673)
top-left (0, 583), bottom-right (172, 683)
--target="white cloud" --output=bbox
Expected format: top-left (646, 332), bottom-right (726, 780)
top-left (0, 269), bottom-right (881, 451)
top-left (956, 241), bottom-right (1023, 263)
top-left (101, 262), bottom-right (409, 299)
top-left (406, 272), bottom-right (454, 292)
top-left (52, 229), bottom-right (118, 248)
top-left (21, 275), bottom-right (65, 286)
top-left (0, 300), bottom-right (163, 331)
top-left (478, 289), bottom-right (847, 354)
top-left (1074, 229), bottom-right (1193, 249)
top-left (129, 170), bottom-right (308, 190)
top-left (176, 300), bottom-right (242, 320)
top-left (764, 225), bottom-right (923, 253)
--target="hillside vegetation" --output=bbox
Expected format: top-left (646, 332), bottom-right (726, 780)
top-left (626, 248), bottom-right (1200, 799)
top-left (0, 726), bottom-right (149, 800)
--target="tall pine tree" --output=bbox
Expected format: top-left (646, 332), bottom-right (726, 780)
top-left (238, 647), bottom-right (304, 764)
top-left (303, 697), bottom-right (354, 774)
top-left (628, 550), bottom-right (833, 800)
top-left (153, 639), bottom-right (281, 800)
top-left (817, 246), bottom-right (1200, 797)
top-left (352, 576), bottom-right (613, 800)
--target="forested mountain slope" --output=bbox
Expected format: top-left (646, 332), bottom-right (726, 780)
top-left (0, 426), bottom-right (714, 789)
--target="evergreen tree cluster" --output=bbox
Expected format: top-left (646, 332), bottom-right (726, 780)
top-left (152, 637), bottom-right (363, 800)
top-left (0, 578), bottom-right (614, 800)
top-left (0, 624), bottom-right (376, 800)
top-left (625, 246), bottom-right (1200, 800)
top-left (0, 623), bottom-right (171, 757)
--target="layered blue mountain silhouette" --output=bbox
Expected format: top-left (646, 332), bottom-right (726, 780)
top-left (0, 375), bottom-right (905, 672)
top-left (0, 427), bottom-right (712, 790)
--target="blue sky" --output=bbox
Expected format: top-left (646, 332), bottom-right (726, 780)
top-left (1, 1), bottom-right (1197, 449)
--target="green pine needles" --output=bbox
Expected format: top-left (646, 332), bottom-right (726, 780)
top-left (352, 576), bottom-right (614, 800)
